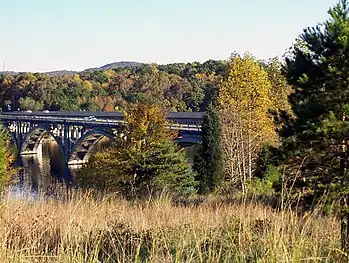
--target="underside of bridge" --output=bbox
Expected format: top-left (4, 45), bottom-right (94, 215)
top-left (175, 130), bottom-right (202, 147)
top-left (67, 130), bottom-right (116, 165)
top-left (21, 127), bottom-right (58, 155)
top-left (18, 126), bottom-right (117, 165)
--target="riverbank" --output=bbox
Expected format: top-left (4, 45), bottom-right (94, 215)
top-left (0, 191), bottom-right (343, 263)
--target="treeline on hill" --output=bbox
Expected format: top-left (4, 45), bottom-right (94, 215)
top-left (0, 61), bottom-right (227, 112)
top-left (0, 59), bottom-right (286, 113)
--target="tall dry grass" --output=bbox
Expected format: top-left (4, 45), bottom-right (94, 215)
top-left (0, 191), bottom-right (343, 263)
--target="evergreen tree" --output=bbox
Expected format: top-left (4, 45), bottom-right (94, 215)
top-left (281, 0), bottom-right (349, 250)
top-left (194, 103), bottom-right (223, 193)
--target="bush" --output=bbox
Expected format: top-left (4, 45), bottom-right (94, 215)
top-left (246, 165), bottom-right (280, 196)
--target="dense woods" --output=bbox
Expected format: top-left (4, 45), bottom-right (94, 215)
top-left (0, 61), bottom-right (227, 112)
top-left (0, 58), bottom-right (289, 114)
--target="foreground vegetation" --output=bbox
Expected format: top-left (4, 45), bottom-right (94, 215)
top-left (0, 191), bottom-right (343, 263)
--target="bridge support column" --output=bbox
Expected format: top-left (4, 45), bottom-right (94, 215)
top-left (17, 121), bottom-right (23, 147)
top-left (63, 121), bottom-right (70, 163)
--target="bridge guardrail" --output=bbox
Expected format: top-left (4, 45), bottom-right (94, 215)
top-left (0, 114), bottom-right (203, 132)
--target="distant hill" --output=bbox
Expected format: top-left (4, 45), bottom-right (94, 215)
top-left (0, 71), bottom-right (17, 75)
top-left (0, 61), bottom-right (143, 76)
top-left (0, 70), bottom-right (77, 77)
top-left (100, 61), bottom-right (143, 70)
top-left (45, 70), bottom-right (77, 76)
top-left (83, 61), bottom-right (143, 73)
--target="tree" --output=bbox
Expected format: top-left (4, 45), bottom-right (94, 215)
top-left (218, 53), bottom-right (276, 192)
top-left (78, 103), bottom-right (197, 198)
top-left (262, 57), bottom-right (292, 116)
top-left (124, 103), bottom-right (175, 149)
top-left (0, 127), bottom-right (16, 194)
top-left (18, 97), bottom-right (44, 111)
top-left (253, 58), bottom-right (294, 180)
top-left (194, 103), bottom-right (223, 193)
top-left (281, 0), bottom-right (349, 250)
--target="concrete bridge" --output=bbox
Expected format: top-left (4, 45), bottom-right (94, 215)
top-left (0, 111), bottom-right (204, 165)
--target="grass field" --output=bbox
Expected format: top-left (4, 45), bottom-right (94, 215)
top-left (0, 191), bottom-right (344, 263)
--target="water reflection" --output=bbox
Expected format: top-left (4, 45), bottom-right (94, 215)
top-left (16, 139), bottom-right (78, 196)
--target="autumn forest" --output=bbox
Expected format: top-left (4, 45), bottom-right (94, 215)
top-left (0, 58), bottom-right (288, 113)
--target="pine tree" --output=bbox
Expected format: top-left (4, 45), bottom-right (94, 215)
top-left (194, 103), bottom-right (223, 193)
top-left (281, 0), bottom-right (349, 250)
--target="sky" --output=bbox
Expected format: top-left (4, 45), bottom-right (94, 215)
top-left (0, 0), bottom-right (337, 72)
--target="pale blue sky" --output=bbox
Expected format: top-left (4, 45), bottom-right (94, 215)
top-left (0, 0), bottom-right (337, 72)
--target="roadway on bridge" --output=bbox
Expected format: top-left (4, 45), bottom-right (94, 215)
top-left (0, 111), bottom-right (205, 130)
top-left (0, 111), bottom-right (205, 120)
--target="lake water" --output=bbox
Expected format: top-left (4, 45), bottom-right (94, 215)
top-left (13, 139), bottom-right (78, 196)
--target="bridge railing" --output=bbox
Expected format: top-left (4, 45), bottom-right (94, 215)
top-left (0, 113), bottom-right (204, 132)
top-left (167, 123), bottom-right (201, 131)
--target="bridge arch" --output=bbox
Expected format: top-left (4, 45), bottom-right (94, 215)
top-left (20, 126), bottom-right (64, 156)
top-left (67, 129), bottom-right (116, 165)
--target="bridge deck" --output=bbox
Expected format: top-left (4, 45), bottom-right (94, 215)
top-left (0, 111), bottom-right (205, 119)
top-left (0, 111), bottom-right (205, 128)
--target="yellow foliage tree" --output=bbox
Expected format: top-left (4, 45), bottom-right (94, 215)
top-left (124, 103), bottom-right (175, 151)
top-left (218, 53), bottom-right (276, 192)
top-left (263, 57), bottom-right (292, 114)
top-left (82, 80), bottom-right (93, 91)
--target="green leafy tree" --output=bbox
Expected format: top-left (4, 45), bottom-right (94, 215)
top-left (78, 103), bottom-right (197, 198)
top-left (194, 103), bottom-right (223, 193)
top-left (280, 0), bottom-right (349, 250)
